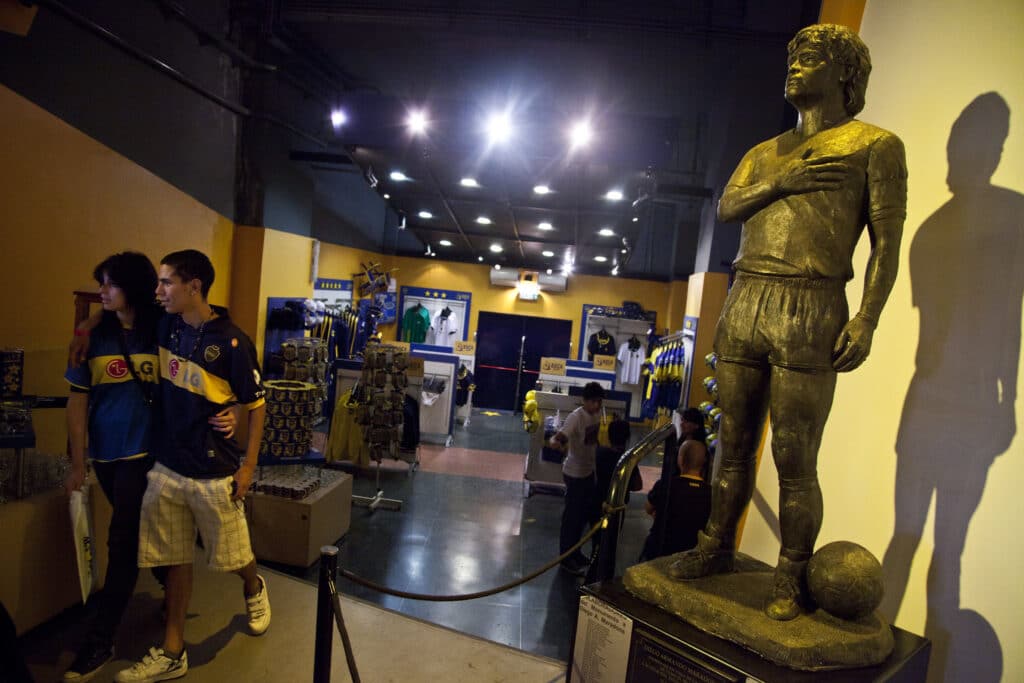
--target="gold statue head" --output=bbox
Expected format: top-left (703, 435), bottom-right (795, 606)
top-left (788, 24), bottom-right (872, 116)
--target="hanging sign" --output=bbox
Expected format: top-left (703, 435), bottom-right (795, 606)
top-left (454, 341), bottom-right (476, 356)
top-left (540, 357), bottom-right (567, 376)
top-left (593, 354), bottom-right (616, 372)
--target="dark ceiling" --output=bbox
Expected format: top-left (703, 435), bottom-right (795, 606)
top-left (272, 0), bottom-right (820, 279)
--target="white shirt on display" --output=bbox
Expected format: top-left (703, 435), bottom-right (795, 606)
top-left (617, 341), bottom-right (644, 385)
top-left (427, 309), bottom-right (460, 346)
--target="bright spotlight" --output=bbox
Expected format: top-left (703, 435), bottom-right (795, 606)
top-left (595, 255), bottom-right (608, 263)
top-left (538, 222), bottom-right (554, 231)
top-left (390, 170), bottom-right (409, 182)
top-left (533, 185), bottom-right (551, 195)
top-left (439, 239), bottom-right (452, 247)
top-left (542, 250), bottom-right (554, 257)
top-left (478, 256), bottom-right (484, 262)
top-left (569, 120), bottom-right (593, 149)
top-left (330, 109), bottom-right (347, 128)
top-left (611, 265), bottom-right (619, 276)
top-left (598, 228), bottom-right (615, 237)
top-left (407, 109), bottom-right (429, 135)
top-left (485, 112), bottom-right (513, 145)
top-left (494, 264), bottom-right (502, 270)
top-left (476, 216), bottom-right (492, 225)
top-left (383, 193), bottom-right (391, 199)
top-left (546, 268), bottom-right (552, 275)
top-left (489, 244), bottom-right (503, 253)
top-left (605, 189), bottom-right (624, 201)
top-left (632, 216), bottom-right (639, 222)
top-left (460, 177), bottom-right (480, 188)
top-left (418, 211), bottom-right (433, 219)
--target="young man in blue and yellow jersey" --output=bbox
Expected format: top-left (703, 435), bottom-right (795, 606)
top-left (116, 250), bottom-right (268, 683)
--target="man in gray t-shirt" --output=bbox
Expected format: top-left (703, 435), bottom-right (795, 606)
top-left (549, 382), bottom-right (605, 575)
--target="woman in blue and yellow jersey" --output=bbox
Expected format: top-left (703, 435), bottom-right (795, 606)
top-left (63, 251), bottom-right (162, 679)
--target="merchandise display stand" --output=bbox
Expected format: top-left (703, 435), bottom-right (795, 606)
top-left (326, 358), bottom-right (409, 512)
top-left (410, 345), bottom-right (458, 447)
top-left (523, 389), bottom-right (629, 498)
top-left (569, 580), bottom-right (930, 683)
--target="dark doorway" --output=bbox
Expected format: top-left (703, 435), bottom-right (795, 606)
top-left (475, 312), bottom-right (573, 411)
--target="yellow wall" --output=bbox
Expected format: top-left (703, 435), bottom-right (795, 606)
top-left (0, 84), bottom-right (233, 453)
top-left (316, 248), bottom-right (674, 355)
top-left (738, 2), bottom-right (1024, 681)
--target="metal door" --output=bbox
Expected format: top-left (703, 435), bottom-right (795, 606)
top-left (475, 312), bottom-right (572, 411)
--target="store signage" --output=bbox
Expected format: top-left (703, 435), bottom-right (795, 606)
top-left (593, 354), bottom-right (616, 372)
top-left (454, 341), bottom-right (476, 356)
top-left (540, 357), bottom-right (567, 376)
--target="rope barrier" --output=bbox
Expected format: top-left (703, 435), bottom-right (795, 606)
top-left (339, 513), bottom-right (614, 601)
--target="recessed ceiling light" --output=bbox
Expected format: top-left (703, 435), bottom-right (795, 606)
top-left (598, 228), bottom-right (615, 236)
top-left (569, 119), bottom-right (593, 149)
top-left (542, 250), bottom-right (554, 257)
top-left (632, 216), bottom-right (639, 222)
top-left (533, 185), bottom-right (551, 195)
top-left (418, 211), bottom-right (433, 219)
top-left (406, 109), bottom-right (429, 135)
top-left (538, 222), bottom-right (554, 231)
top-left (546, 268), bottom-right (553, 275)
top-left (460, 177), bottom-right (479, 188)
top-left (389, 171), bottom-right (409, 182)
top-left (439, 239), bottom-right (452, 247)
top-left (478, 256), bottom-right (484, 262)
top-left (605, 189), bottom-right (624, 201)
top-left (476, 216), bottom-right (492, 225)
top-left (383, 193), bottom-right (391, 199)
top-left (490, 244), bottom-right (503, 253)
top-left (330, 109), bottom-right (347, 128)
top-left (621, 248), bottom-right (628, 254)
top-left (485, 112), bottom-right (513, 145)
top-left (494, 263), bottom-right (502, 270)
top-left (595, 256), bottom-right (608, 262)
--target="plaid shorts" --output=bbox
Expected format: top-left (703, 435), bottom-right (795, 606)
top-left (138, 462), bottom-right (254, 571)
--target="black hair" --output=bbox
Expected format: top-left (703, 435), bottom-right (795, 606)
top-left (607, 419), bottom-right (630, 448)
top-left (93, 251), bottom-right (160, 343)
top-left (679, 407), bottom-right (708, 444)
top-left (582, 381), bottom-right (605, 401)
top-left (161, 249), bottom-right (215, 298)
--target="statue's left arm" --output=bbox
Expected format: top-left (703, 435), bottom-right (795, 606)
top-left (832, 133), bottom-right (908, 372)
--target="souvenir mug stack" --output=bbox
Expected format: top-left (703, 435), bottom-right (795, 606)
top-left (261, 379), bottom-right (317, 459)
top-left (252, 464), bottom-right (347, 500)
top-left (354, 343), bottom-right (407, 462)
top-left (280, 338), bottom-right (328, 425)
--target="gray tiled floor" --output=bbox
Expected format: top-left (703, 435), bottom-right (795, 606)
top-left (266, 410), bottom-right (659, 662)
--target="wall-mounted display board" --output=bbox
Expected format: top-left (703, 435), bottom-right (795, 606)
top-left (398, 286), bottom-right (471, 345)
top-left (313, 278), bottom-right (353, 306)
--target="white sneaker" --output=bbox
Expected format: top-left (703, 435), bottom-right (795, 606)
top-left (114, 646), bottom-right (187, 682)
top-left (245, 574), bottom-right (271, 635)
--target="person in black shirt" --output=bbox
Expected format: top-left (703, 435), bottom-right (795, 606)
top-left (640, 408), bottom-right (711, 561)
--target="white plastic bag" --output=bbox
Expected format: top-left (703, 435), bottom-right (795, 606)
top-left (69, 485), bottom-right (95, 604)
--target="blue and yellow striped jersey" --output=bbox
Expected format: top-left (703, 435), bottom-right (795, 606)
top-left (64, 325), bottom-right (158, 462)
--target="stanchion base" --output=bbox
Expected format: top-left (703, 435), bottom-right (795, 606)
top-left (353, 492), bottom-right (402, 512)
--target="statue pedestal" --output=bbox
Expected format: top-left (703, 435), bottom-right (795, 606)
top-left (569, 580), bottom-right (930, 682)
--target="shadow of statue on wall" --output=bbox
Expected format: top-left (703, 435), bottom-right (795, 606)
top-left (880, 92), bottom-right (1023, 682)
